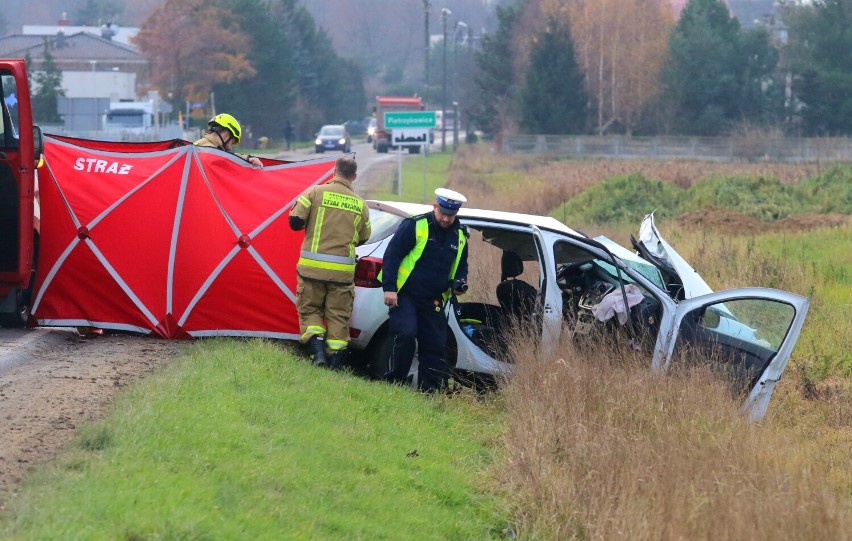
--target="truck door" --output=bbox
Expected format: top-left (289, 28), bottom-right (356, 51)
top-left (0, 59), bottom-right (42, 326)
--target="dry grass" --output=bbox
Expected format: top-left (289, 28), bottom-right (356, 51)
top-left (497, 333), bottom-right (852, 540)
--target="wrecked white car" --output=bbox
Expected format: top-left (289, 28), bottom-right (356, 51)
top-left (349, 202), bottom-right (809, 420)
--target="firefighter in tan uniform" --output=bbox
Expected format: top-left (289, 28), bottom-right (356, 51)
top-left (194, 113), bottom-right (263, 168)
top-left (288, 156), bottom-right (371, 369)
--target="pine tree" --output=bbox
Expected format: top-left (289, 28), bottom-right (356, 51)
top-left (471, 3), bottom-right (520, 137)
top-left (783, 0), bottom-right (852, 135)
top-left (519, 18), bottom-right (588, 135)
top-left (661, 0), bottom-right (780, 135)
top-left (31, 40), bottom-right (65, 125)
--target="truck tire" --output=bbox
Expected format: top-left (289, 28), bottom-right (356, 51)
top-left (0, 235), bottom-right (37, 328)
top-left (0, 288), bottom-right (30, 327)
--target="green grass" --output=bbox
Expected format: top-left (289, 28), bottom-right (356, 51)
top-left (750, 226), bottom-right (852, 379)
top-left (0, 340), bottom-right (507, 540)
top-left (369, 151), bottom-right (454, 203)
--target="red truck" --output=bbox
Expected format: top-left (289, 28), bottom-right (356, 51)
top-left (0, 59), bottom-right (44, 326)
top-left (372, 96), bottom-right (427, 154)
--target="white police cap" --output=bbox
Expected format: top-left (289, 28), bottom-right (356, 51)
top-left (435, 188), bottom-right (467, 215)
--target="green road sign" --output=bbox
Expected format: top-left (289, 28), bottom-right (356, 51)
top-left (384, 111), bottom-right (436, 128)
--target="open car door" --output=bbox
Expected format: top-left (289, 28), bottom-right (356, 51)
top-left (658, 287), bottom-right (809, 421)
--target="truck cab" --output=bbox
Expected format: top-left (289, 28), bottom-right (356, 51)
top-left (0, 59), bottom-right (43, 326)
top-left (103, 100), bottom-right (155, 134)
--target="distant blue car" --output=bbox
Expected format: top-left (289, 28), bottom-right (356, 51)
top-left (314, 125), bottom-right (351, 153)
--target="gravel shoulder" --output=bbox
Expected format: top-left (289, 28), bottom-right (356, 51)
top-left (0, 331), bottom-right (187, 509)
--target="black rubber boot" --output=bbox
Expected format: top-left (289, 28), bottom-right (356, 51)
top-left (308, 335), bottom-right (327, 367)
top-left (327, 349), bottom-right (348, 371)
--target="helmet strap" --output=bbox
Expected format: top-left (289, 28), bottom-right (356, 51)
top-left (214, 128), bottom-right (230, 148)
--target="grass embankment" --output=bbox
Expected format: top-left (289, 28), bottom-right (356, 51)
top-left (0, 340), bottom-right (507, 540)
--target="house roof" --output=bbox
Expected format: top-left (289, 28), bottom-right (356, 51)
top-left (23, 24), bottom-right (139, 47)
top-left (0, 32), bottom-right (144, 63)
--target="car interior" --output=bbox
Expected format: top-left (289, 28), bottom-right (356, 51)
top-left (452, 227), bottom-right (542, 362)
top-left (453, 226), bottom-right (666, 363)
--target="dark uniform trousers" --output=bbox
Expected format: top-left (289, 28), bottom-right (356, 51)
top-left (385, 293), bottom-right (448, 391)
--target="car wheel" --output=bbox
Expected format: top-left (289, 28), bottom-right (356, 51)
top-left (365, 330), bottom-right (392, 379)
top-left (316, 148), bottom-right (323, 153)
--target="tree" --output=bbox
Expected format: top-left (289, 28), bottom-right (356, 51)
top-left (31, 41), bottom-right (65, 125)
top-left (660, 0), bottom-right (781, 135)
top-left (273, 0), bottom-right (366, 132)
top-left (210, 0), bottom-right (300, 140)
top-left (73, 0), bottom-right (123, 25)
top-left (132, 0), bottom-right (256, 110)
top-left (519, 17), bottom-right (589, 134)
top-left (472, 2), bottom-right (521, 136)
top-left (565, 0), bottom-right (674, 135)
top-left (782, 0), bottom-right (852, 135)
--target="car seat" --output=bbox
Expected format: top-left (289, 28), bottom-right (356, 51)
top-left (495, 251), bottom-right (539, 324)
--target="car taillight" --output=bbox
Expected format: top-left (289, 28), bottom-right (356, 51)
top-left (354, 256), bottom-right (383, 288)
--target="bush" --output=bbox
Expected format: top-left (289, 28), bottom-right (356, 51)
top-left (555, 173), bottom-right (682, 225)
top-left (683, 175), bottom-right (801, 220)
top-left (797, 165), bottom-right (852, 214)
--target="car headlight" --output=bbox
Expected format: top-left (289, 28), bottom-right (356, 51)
top-left (338, 138), bottom-right (346, 144)
top-left (315, 137), bottom-right (322, 145)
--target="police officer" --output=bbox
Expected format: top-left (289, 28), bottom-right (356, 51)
top-left (289, 156), bottom-right (371, 369)
top-left (381, 188), bottom-right (469, 391)
top-left (194, 113), bottom-right (263, 168)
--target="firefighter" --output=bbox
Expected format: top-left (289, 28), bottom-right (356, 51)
top-left (194, 113), bottom-right (263, 168)
top-left (380, 188), bottom-right (469, 391)
top-left (288, 156), bottom-right (371, 369)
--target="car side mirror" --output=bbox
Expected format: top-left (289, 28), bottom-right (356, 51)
top-left (33, 125), bottom-right (44, 165)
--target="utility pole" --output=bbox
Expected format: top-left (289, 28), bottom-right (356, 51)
top-left (453, 21), bottom-right (466, 152)
top-left (423, 0), bottom-right (431, 102)
top-left (441, 7), bottom-right (451, 152)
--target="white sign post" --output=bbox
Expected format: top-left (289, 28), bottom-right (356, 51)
top-left (385, 112), bottom-right (437, 197)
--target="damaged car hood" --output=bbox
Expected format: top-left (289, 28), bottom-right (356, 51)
top-left (635, 213), bottom-right (714, 300)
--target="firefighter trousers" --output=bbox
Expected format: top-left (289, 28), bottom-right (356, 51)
top-left (296, 275), bottom-right (354, 351)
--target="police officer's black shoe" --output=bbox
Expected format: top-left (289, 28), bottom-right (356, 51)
top-left (308, 335), bottom-right (327, 367)
top-left (327, 349), bottom-right (349, 371)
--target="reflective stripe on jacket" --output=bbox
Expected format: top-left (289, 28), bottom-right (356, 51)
top-left (289, 177), bottom-right (371, 282)
top-left (387, 215), bottom-right (467, 299)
